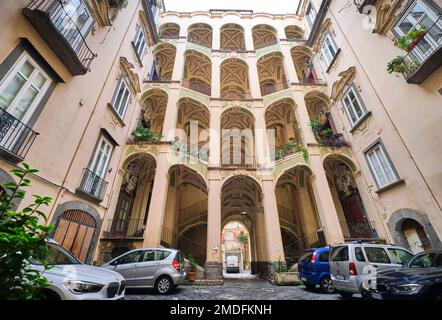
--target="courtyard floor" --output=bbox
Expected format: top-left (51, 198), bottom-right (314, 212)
top-left (125, 278), bottom-right (362, 300)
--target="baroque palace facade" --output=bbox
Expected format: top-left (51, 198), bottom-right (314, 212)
top-left (0, 0), bottom-right (441, 280)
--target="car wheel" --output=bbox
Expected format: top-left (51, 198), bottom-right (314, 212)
top-left (304, 282), bottom-right (316, 290)
top-left (155, 276), bottom-right (173, 295)
top-left (339, 291), bottom-right (353, 299)
top-left (431, 289), bottom-right (442, 300)
top-left (320, 276), bottom-right (335, 294)
top-left (40, 289), bottom-right (61, 300)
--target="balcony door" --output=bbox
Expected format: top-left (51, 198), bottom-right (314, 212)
top-left (87, 135), bottom-right (113, 198)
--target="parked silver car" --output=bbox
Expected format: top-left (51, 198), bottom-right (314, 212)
top-left (31, 241), bottom-right (126, 300)
top-left (330, 242), bottom-right (414, 298)
top-left (102, 248), bottom-right (186, 295)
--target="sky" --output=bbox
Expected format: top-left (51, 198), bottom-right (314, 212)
top-left (163, 0), bottom-right (301, 14)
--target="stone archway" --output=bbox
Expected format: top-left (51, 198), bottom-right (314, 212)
top-left (220, 24), bottom-right (245, 51)
top-left (388, 208), bottom-right (442, 253)
top-left (257, 52), bottom-right (288, 96)
top-left (220, 58), bottom-right (250, 99)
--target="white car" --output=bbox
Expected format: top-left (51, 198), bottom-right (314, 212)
top-left (31, 241), bottom-right (126, 300)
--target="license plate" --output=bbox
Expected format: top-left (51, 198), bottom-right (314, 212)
top-left (335, 274), bottom-right (345, 280)
top-left (300, 276), bottom-right (307, 282)
top-left (371, 292), bottom-right (382, 300)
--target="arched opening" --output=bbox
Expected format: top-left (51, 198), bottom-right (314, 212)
top-left (257, 52), bottom-right (288, 96)
top-left (264, 98), bottom-right (301, 160)
top-left (104, 155), bottom-right (157, 241)
top-left (285, 25), bottom-right (304, 40)
top-left (305, 91), bottom-right (348, 147)
top-left (175, 97), bottom-right (210, 161)
top-left (188, 23), bottom-right (213, 48)
top-left (252, 24), bottom-right (278, 50)
top-left (323, 156), bottom-right (378, 241)
top-left (222, 221), bottom-right (252, 275)
top-left (153, 43), bottom-right (176, 81)
top-left (401, 219), bottom-right (432, 253)
top-left (220, 58), bottom-right (250, 99)
top-left (137, 90), bottom-right (168, 141)
top-left (161, 165), bottom-right (208, 267)
top-left (0, 186), bottom-right (5, 198)
top-left (182, 50), bottom-right (212, 96)
top-left (220, 24), bottom-right (246, 51)
top-left (159, 23), bottom-right (180, 39)
top-left (276, 166), bottom-right (323, 267)
top-left (53, 209), bottom-right (97, 263)
top-left (221, 175), bottom-right (265, 276)
top-left (291, 46), bottom-right (320, 84)
top-left (221, 108), bottom-right (255, 168)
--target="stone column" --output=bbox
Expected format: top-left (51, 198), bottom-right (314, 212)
top-left (261, 177), bottom-right (285, 278)
top-left (143, 148), bottom-right (170, 247)
top-left (212, 25), bottom-right (221, 51)
top-left (209, 102), bottom-right (221, 167)
top-left (309, 151), bottom-right (345, 245)
top-left (293, 89), bottom-right (316, 144)
top-left (172, 41), bottom-right (186, 81)
top-left (161, 84), bottom-right (180, 141)
top-left (254, 105), bottom-right (271, 169)
top-left (280, 43), bottom-right (300, 83)
top-left (205, 170), bottom-right (223, 280)
top-left (244, 26), bottom-right (254, 51)
top-left (211, 53), bottom-right (221, 99)
top-left (248, 54), bottom-right (262, 99)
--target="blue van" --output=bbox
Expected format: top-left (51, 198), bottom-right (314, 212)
top-left (298, 247), bottom-right (334, 293)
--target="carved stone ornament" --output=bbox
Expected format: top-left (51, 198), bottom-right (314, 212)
top-left (122, 161), bottom-right (140, 194)
top-left (312, 18), bottom-right (332, 53)
top-left (373, 0), bottom-right (403, 34)
top-left (120, 57), bottom-right (141, 94)
top-left (333, 164), bottom-right (357, 197)
top-left (331, 67), bottom-right (356, 101)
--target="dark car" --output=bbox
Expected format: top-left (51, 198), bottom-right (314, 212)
top-left (298, 247), bottom-right (334, 293)
top-left (362, 251), bottom-right (442, 300)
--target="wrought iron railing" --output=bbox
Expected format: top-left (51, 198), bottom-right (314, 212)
top-left (220, 92), bottom-right (253, 100)
top-left (254, 39), bottom-right (278, 50)
top-left (318, 133), bottom-right (350, 148)
top-left (297, 77), bottom-right (327, 85)
top-left (220, 155), bottom-right (257, 168)
top-left (402, 15), bottom-right (442, 80)
top-left (283, 230), bottom-right (327, 267)
top-left (26, 0), bottom-right (97, 71)
top-left (172, 140), bottom-right (209, 162)
top-left (181, 79), bottom-right (211, 96)
top-left (187, 37), bottom-right (212, 48)
top-left (78, 168), bottom-right (108, 201)
top-left (0, 107), bottom-right (39, 161)
top-left (260, 81), bottom-right (290, 96)
top-left (340, 220), bottom-right (377, 240)
top-left (102, 219), bottom-right (145, 239)
top-left (161, 226), bottom-right (206, 267)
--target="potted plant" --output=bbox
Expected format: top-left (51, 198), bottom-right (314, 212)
top-left (132, 124), bottom-right (162, 144)
top-left (387, 56), bottom-right (407, 74)
top-left (108, 0), bottom-right (128, 8)
top-left (395, 26), bottom-right (426, 52)
top-left (273, 258), bottom-right (301, 286)
top-left (186, 256), bottom-right (197, 283)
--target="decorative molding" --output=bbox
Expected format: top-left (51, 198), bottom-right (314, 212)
top-left (221, 101), bottom-right (253, 110)
top-left (120, 57), bottom-right (141, 94)
top-left (87, 0), bottom-right (115, 27)
top-left (312, 18), bottom-right (332, 53)
top-left (373, 0), bottom-right (403, 35)
top-left (331, 66), bottom-right (356, 101)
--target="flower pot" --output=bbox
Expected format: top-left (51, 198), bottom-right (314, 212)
top-left (274, 272), bottom-right (300, 286)
top-left (406, 31), bottom-right (426, 52)
top-left (187, 271), bottom-right (196, 283)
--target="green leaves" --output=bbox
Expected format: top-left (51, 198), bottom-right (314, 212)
top-left (0, 163), bottom-right (52, 300)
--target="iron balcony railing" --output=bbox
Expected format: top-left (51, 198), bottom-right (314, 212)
top-left (296, 77), bottom-right (327, 86)
top-left (283, 229), bottom-right (327, 267)
top-left (220, 155), bottom-right (258, 168)
top-left (260, 81), bottom-right (290, 96)
top-left (353, 0), bottom-right (378, 14)
top-left (0, 107), bottom-right (39, 162)
top-left (24, 0), bottom-right (97, 75)
top-left (172, 140), bottom-right (209, 162)
top-left (254, 39), bottom-right (278, 50)
top-left (187, 37), bottom-right (212, 49)
top-left (102, 219), bottom-right (145, 239)
top-left (220, 92), bottom-right (253, 100)
top-left (340, 220), bottom-right (377, 240)
top-left (402, 15), bottom-right (442, 83)
top-left (78, 168), bottom-right (108, 201)
top-left (181, 80), bottom-right (211, 96)
top-left (318, 133), bottom-right (351, 148)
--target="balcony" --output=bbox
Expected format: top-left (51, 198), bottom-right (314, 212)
top-left (187, 37), bottom-right (211, 49)
top-left (402, 16), bottom-right (442, 84)
top-left (353, 0), bottom-right (378, 14)
top-left (220, 92), bottom-right (253, 100)
top-left (181, 80), bottom-right (211, 96)
top-left (260, 81), bottom-right (290, 96)
top-left (254, 39), bottom-right (278, 50)
top-left (340, 220), bottom-right (378, 240)
top-left (23, 0), bottom-right (97, 76)
top-left (221, 155), bottom-right (257, 169)
top-left (173, 140), bottom-right (209, 162)
top-left (102, 219), bottom-right (145, 239)
top-left (77, 168), bottom-right (108, 202)
top-left (0, 108), bottom-right (39, 163)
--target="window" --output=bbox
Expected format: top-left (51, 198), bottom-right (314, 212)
top-left (90, 135), bottom-right (113, 179)
top-left (319, 252), bottom-right (330, 262)
top-left (409, 253), bottom-right (442, 268)
top-left (115, 250), bottom-right (143, 265)
top-left (320, 34), bottom-right (338, 68)
top-left (388, 248), bottom-right (414, 266)
top-left (111, 76), bottom-right (131, 119)
top-left (365, 142), bottom-right (399, 188)
top-left (355, 247), bottom-right (366, 262)
top-left (364, 247), bottom-right (391, 264)
top-left (142, 250), bottom-right (162, 261)
top-left (341, 84), bottom-right (367, 126)
top-left (299, 252), bottom-right (313, 263)
top-left (133, 24), bottom-right (148, 62)
top-left (331, 246), bottom-right (349, 262)
top-left (0, 53), bottom-right (51, 123)
top-left (306, 3), bottom-right (318, 27)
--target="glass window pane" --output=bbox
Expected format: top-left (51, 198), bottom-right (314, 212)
top-left (364, 247), bottom-right (391, 264)
top-left (33, 73), bottom-right (47, 90)
top-left (375, 148), bottom-right (396, 183)
top-left (19, 61), bottom-right (35, 78)
top-left (12, 86), bottom-right (39, 120)
top-left (0, 73), bottom-right (26, 109)
top-left (369, 151), bottom-right (387, 186)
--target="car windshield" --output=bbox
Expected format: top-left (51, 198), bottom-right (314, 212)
top-left (408, 253), bottom-right (442, 268)
top-left (30, 242), bottom-right (81, 265)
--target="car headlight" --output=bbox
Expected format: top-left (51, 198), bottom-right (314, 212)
top-left (65, 280), bottom-right (104, 294)
top-left (391, 284), bottom-right (423, 294)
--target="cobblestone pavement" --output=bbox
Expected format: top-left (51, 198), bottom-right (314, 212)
top-left (125, 278), bottom-right (362, 300)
